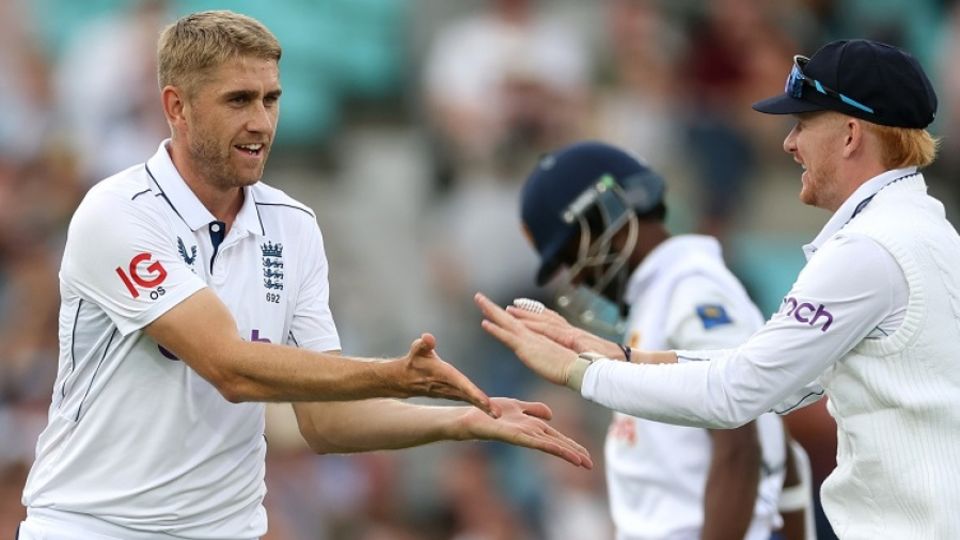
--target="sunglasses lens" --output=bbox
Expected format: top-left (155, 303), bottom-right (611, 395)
top-left (786, 65), bottom-right (803, 98)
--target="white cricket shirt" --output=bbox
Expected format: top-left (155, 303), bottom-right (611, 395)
top-left (22, 141), bottom-right (340, 539)
top-left (606, 235), bottom-right (784, 540)
top-left (578, 168), bottom-right (915, 426)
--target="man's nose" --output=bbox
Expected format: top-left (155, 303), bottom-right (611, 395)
top-left (247, 102), bottom-right (275, 133)
top-left (783, 126), bottom-right (798, 154)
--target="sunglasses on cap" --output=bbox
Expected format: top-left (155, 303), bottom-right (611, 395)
top-left (786, 55), bottom-right (875, 114)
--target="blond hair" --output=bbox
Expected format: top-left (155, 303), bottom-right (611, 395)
top-left (865, 123), bottom-right (940, 169)
top-left (157, 10), bottom-right (281, 97)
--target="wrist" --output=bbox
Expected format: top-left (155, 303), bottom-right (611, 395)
top-left (377, 358), bottom-right (410, 398)
top-left (565, 352), bottom-right (605, 392)
top-left (447, 407), bottom-right (475, 442)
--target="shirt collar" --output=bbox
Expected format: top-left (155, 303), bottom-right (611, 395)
top-left (624, 234), bottom-right (722, 303)
top-left (802, 167), bottom-right (918, 259)
top-left (145, 139), bottom-right (265, 236)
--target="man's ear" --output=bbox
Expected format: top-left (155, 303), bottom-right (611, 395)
top-left (161, 85), bottom-right (188, 129)
top-left (842, 118), bottom-right (865, 159)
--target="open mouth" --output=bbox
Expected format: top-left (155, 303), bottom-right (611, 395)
top-left (235, 143), bottom-right (265, 157)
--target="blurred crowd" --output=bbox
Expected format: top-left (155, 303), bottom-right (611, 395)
top-left (2, 0), bottom-right (960, 538)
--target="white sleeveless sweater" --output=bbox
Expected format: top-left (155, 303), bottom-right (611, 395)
top-left (818, 175), bottom-right (960, 539)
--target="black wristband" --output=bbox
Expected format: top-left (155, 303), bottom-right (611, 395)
top-left (618, 344), bottom-right (631, 362)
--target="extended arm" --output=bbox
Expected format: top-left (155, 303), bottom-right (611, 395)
top-left (146, 288), bottom-right (496, 414)
top-left (292, 397), bottom-right (592, 468)
top-left (62, 188), bottom-right (498, 415)
top-left (478, 234), bottom-right (903, 427)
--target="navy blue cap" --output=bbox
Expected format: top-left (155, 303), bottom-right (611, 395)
top-left (753, 39), bottom-right (937, 128)
top-left (521, 141), bottom-right (665, 285)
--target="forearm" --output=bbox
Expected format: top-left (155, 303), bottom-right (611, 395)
top-left (629, 350), bottom-right (680, 364)
top-left (295, 399), bottom-right (465, 454)
top-left (580, 354), bottom-right (767, 428)
top-left (702, 427), bottom-right (761, 540)
top-left (145, 289), bottom-right (407, 403)
top-left (214, 340), bottom-right (405, 403)
top-left (581, 315), bottom-right (850, 427)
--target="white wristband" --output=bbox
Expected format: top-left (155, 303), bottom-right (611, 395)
top-left (565, 352), bottom-right (606, 392)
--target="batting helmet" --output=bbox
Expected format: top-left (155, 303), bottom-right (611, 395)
top-left (521, 141), bottom-right (666, 286)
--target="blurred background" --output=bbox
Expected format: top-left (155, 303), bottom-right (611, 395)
top-left (2, 0), bottom-right (959, 538)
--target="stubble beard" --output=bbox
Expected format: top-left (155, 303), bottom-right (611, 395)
top-left (799, 149), bottom-right (841, 210)
top-left (188, 132), bottom-right (265, 190)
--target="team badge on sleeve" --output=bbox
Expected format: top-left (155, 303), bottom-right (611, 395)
top-left (696, 304), bottom-right (732, 329)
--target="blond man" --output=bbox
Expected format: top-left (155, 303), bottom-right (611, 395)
top-left (18, 11), bottom-right (589, 540)
top-left (477, 39), bottom-right (960, 538)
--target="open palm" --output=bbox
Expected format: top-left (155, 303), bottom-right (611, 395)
top-left (460, 397), bottom-right (592, 468)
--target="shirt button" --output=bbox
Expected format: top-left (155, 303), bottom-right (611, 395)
top-left (211, 223), bottom-right (221, 233)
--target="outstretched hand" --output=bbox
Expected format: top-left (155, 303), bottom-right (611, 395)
top-left (400, 333), bottom-right (501, 418)
top-left (507, 299), bottom-right (625, 360)
top-left (458, 397), bottom-right (593, 469)
top-left (474, 293), bottom-right (578, 386)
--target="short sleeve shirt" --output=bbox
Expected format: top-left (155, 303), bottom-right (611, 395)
top-left (605, 236), bottom-right (784, 540)
top-left (23, 141), bottom-right (340, 539)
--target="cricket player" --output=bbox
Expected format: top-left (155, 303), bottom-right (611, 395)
top-left (477, 39), bottom-right (959, 539)
top-left (507, 141), bottom-right (798, 539)
top-left (18, 10), bottom-right (589, 540)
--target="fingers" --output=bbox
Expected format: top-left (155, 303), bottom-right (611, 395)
top-left (475, 293), bottom-right (523, 332)
top-left (508, 304), bottom-right (567, 327)
top-left (534, 437), bottom-right (586, 468)
top-left (512, 298), bottom-right (545, 314)
top-left (516, 428), bottom-right (593, 469)
top-left (541, 424), bottom-right (593, 469)
top-left (480, 319), bottom-right (523, 351)
top-left (476, 294), bottom-right (530, 351)
top-left (407, 330), bottom-right (503, 418)
top-left (505, 310), bottom-right (582, 352)
top-left (410, 333), bottom-right (437, 357)
top-left (475, 399), bottom-right (592, 468)
top-left (518, 400), bottom-right (553, 420)
top-left (447, 368), bottom-right (500, 418)
top-left (544, 309), bottom-right (567, 325)
top-left (523, 321), bottom-right (579, 351)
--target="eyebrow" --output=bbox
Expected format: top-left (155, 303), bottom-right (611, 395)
top-left (222, 88), bottom-right (283, 101)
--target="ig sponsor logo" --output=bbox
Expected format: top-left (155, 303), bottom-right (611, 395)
top-left (116, 252), bottom-right (167, 299)
top-left (781, 297), bottom-right (834, 332)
